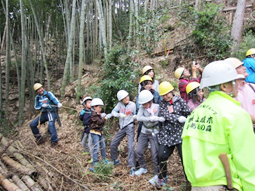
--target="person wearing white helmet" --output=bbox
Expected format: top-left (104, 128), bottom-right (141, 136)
top-left (150, 81), bottom-right (191, 188)
top-left (242, 48), bottom-right (255, 83)
top-left (89, 98), bottom-right (111, 171)
top-left (79, 96), bottom-right (93, 162)
top-left (182, 60), bottom-right (255, 190)
top-left (174, 61), bottom-right (203, 102)
top-left (109, 90), bottom-right (136, 176)
top-left (225, 57), bottom-right (255, 129)
top-left (138, 65), bottom-right (159, 93)
top-left (134, 90), bottom-right (162, 183)
top-left (30, 83), bottom-right (62, 148)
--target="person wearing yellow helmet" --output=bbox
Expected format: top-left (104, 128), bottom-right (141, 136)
top-left (138, 65), bottom-right (159, 93)
top-left (149, 81), bottom-right (191, 188)
top-left (243, 48), bottom-right (255, 83)
top-left (30, 83), bottom-right (62, 148)
top-left (174, 61), bottom-right (203, 102)
top-left (186, 82), bottom-right (205, 111)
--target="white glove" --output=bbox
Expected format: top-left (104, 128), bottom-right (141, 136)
top-left (149, 116), bottom-right (158, 122)
top-left (119, 113), bottom-right (126, 118)
top-left (106, 114), bottom-right (112, 119)
top-left (101, 113), bottom-right (107, 118)
top-left (158, 117), bottom-right (165, 122)
top-left (42, 103), bottom-right (48, 108)
top-left (178, 116), bottom-right (187, 123)
top-left (133, 115), bottom-right (137, 120)
top-left (57, 103), bottom-right (62, 108)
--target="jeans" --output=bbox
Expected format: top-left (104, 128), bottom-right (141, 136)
top-left (81, 133), bottom-right (93, 157)
top-left (30, 111), bottom-right (58, 142)
top-left (110, 124), bottom-right (135, 167)
top-left (91, 133), bottom-right (106, 166)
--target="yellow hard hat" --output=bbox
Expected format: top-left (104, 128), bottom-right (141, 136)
top-left (159, 81), bottom-right (174, 96)
top-left (174, 67), bottom-right (185, 79)
top-left (224, 57), bottom-right (243, 69)
top-left (186, 82), bottom-right (200, 94)
top-left (140, 75), bottom-right (153, 84)
top-left (246, 48), bottom-right (255, 56)
top-left (33, 83), bottom-right (43, 91)
top-left (142, 65), bottom-right (153, 75)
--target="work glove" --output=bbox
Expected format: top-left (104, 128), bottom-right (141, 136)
top-left (105, 114), bottom-right (112, 119)
top-left (57, 103), bottom-right (62, 108)
top-left (149, 116), bottom-right (158, 122)
top-left (158, 117), bottom-right (165, 122)
top-left (42, 103), bottom-right (48, 108)
top-left (101, 113), bottom-right (107, 118)
top-left (119, 113), bottom-right (126, 118)
top-left (133, 115), bottom-right (137, 120)
top-left (178, 116), bottom-right (187, 123)
top-left (80, 110), bottom-right (85, 115)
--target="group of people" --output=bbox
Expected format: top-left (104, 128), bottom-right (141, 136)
top-left (30, 48), bottom-right (255, 190)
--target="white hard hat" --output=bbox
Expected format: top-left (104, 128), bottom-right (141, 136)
top-left (117, 90), bottom-right (129, 101)
top-left (82, 96), bottom-right (92, 104)
top-left (138, 90), bottom-right (154, 104)
top-left (200, 60), bottom-right (239, 89)
top-left (91, 98), bottom-right (104, 106)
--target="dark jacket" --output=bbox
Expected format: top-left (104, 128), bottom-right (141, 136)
top-left (79, 108), bottom-right (92, 134)
top-left (157, 95), bottom-right (191, 147)
top-left (90, 110), bottom-right (106, 135)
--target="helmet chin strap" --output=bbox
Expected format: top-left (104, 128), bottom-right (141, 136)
top-left (226, 81), bottom-right (236, 97)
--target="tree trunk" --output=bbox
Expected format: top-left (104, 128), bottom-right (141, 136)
top-left (231, 0), bottom-right (246, 51)
top-left (28, 0), bottom-right (51, 90)
top-left (96, 0), bottom-right (107, 59)
top-left (77, 0), bottom-right (87, 103)
top-left (128, 0), bottom-right (134, 51)
top-left (61, 0), bottom-right (77, 97)
top-left (18, 0), bottom-right (27, 126)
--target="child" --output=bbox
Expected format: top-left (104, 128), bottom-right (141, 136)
top-left (90, 98), bottom-right (110, 171)
top-left (186, 82), bottom-right (205, 111)
top-left (136, 75), bottom-right (162, 142)
top-left (79, 96), bottom-right (93, 162)
top-left (138, 65), bottom-right (159, 93)
top-left (135, 90), bottom-right (164, 185)
top-left (110, 90), bottom-right (136, 176)
top-left (150, 81), bottom-right (191, 187)
top-left (174, 62), bottom-right (203, 102)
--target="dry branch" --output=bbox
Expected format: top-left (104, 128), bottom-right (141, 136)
top-left (223, 4), bottom-right (253, 11)
top-left (0, 172), bottom-right (23, 191)
top-left (1, 155), bottom-right (37, 177)
top-left (0, 140), bottom-right (14, 157)
top-left (37, 175), bottom-right (53, 191)
top-left (12, 175), bottom-right (30, 191)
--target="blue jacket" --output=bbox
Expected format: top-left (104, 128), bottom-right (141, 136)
top-left (243, 57), bottom-right (255, 83)
top-left (34, 91), bottom-right (60, 112)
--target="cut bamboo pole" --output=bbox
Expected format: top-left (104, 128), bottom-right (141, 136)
top-left (1, 155), bottom-right (37, 177)
top-left (37, 175), bottom-right (53, 191)
top-left (12, 175), bottom-right (30, 191)
top-left (0, 172), bottom-right (23, 191)
top-left (0, 135), bottom-right (36, 171)
top-left (22, 175), bottom-right (43, 191)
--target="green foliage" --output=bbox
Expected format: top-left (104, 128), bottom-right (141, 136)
top-left (136, 10), bottom-right (163, 56)
top-left (93, 162), bottom-right (114, 181)
top-left (178, 3), bottom-right (231, 61)
top-left (96, 46), bottom-right (139, 113)
top-left (231, 31), bottom-right (255, 60)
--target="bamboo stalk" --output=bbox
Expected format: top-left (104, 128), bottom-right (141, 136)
top-left (37, 175), bottom-right (53, 191)
top-left (1, 155), bottom-right (37, 177)
top-left (0, 134), bottom-right (36, 171)
top-left (22, 175), bottom-right (43, 191)
top-left (12, 175), bottom-right (30, 191)
top-left (0, 172), bottom-right (23, 191)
